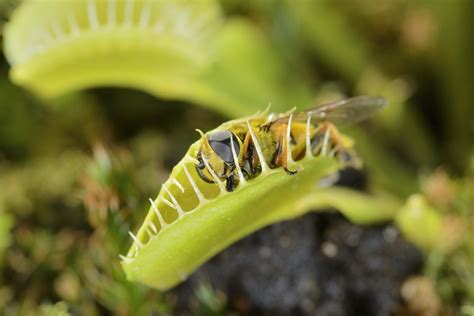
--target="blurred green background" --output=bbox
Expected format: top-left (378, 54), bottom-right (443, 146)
top-left (0, 0), bottom-right (472, 315)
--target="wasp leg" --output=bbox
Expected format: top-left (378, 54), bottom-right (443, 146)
top-left (272, 123), bottom-right (298, 176)
top-left (326, 123), bottom-right (344, 146)
top-left (242, 129), bottom-right (264, 178)
top-left (321, 123), bottom-right (361, 166)
top-left (318, 122), bottom-right (360, 167)
top-left (195, 155), bottom-right (215, 184)
top-left (283, 167), bottom-right (298, 175)
top-left (241, 131), bottom-right (252, 159)
top-left (260, 122), bottom-right (273, 132)
top-left (327, 123), bottom-right (349, 158)
top-left (225, 175), bottom-right (236, 192)
top-left (240, 131), bottom-right (252, 178)
top-left (271, 124), bottom-right (284, 167)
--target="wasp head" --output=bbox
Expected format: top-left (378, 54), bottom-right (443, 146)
top-left (195, 130), bottom-right (242, 185)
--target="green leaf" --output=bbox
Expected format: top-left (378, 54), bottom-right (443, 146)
top-left (4, 0), bottom-right (221, 104)
top-left (300, 187), bottom-right (401, 225)
top-left (395, 194), bottom-right (442, 251)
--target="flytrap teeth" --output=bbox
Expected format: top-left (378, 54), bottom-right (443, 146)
top-left (6, 0), bottom-right (222, 74)
top-left (87, 0), bottom-right (100, 30)
top-left (184, 155), bottom-right (200, 166)
top-left (128, 231), bottom-right (144, 249)
top-left (149, 221), bottom-right (158, 234)
top-left (138, 0), bottom-right (153, 29)
top-left (230, 136), bottom-right (246, 184)
top-left (183, 164), bottom-right (207, 203)
top-left (161, 197), bottom-right (175, 209)
top-left (66, 12), bottom-right (80, 36)
top-left (149, 198), bottom-right (168, 228)
top-left (172, 178), bottom-right (185, 193)
top-left (164, 187), bottom-right (186, 218)
top-left (119, 254), bottom-right (133, 264)
top-left (145, 227), bottom-right (154, 239)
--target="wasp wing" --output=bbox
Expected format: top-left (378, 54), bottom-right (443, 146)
top-left (294, 96), bottom-right (387, 126)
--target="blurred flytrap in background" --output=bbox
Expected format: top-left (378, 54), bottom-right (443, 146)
top-left (3, 0), bottom-right (313, 116)
top-left (0, 0), bottom-right (473, 315)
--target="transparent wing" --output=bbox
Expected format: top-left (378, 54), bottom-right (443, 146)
top-left (294, 96), bottom-right (387, 126)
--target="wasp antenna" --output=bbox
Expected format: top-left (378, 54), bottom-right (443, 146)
top-left (183, 164), bottom-right (207, 203)
top-left (172, 178), bottom-right (185, 193)
top-left (305, 115), bottom-right (313, 158)
top-left (230, 136), bottom-right (246, 185)
top-left (321, 128), bottom-right (331, 156)
top-left (149, 198), bottom-right (168, 229)
top-left (195, 129), bottom-right (205, 138)
top-left (246, 121), bottom-right (269, 174)
top-left (164, 187), bottom-right (186, 218)
top-left (201, 153), bottom-right (226, 192)
top-left (129, 231), bottom-right (145, 249)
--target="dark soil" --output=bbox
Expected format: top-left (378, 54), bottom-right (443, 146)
top-left (176, 212), bottom-right (423, 316)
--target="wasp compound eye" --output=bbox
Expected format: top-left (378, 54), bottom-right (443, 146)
top-left (207, 130), bottom-right (240, 165)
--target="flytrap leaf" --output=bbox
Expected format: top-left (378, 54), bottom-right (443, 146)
top-left (4, 0), bottom-right (220, 101)
top-left (4, 0), bottom-right (314, 116)
top-left (121, 97), bottom-right (389, 290)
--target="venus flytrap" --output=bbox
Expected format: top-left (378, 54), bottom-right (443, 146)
top-left (122, 144), bottom-right (341, 290)
top-left (121, 97), bottom-right (389, 290)
top-left (4, 0), bottom-right (221, 100)
top-left (4, 0), bottom-right (315, 116)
